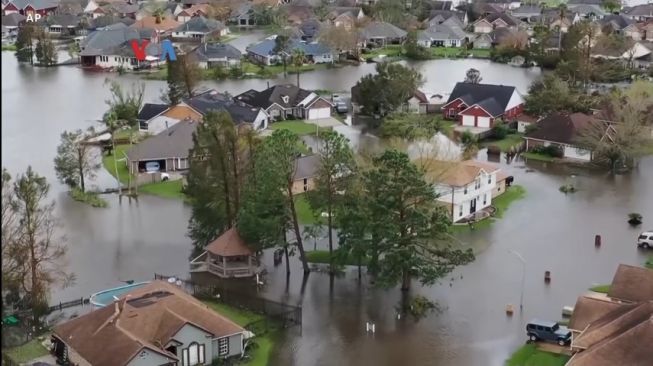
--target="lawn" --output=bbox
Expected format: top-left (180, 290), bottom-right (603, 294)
top-left (102, 144), bottom-right (131, 185)
top-left (2, 44), bottom-right (17, 51)
top-left (203, 300), bottom-right (276, 366)
top-left (306, 250), bottom-right (368, 266)
top-left (647, 255), bottom-right (653, 269)
top-left (294, 193), bottom-right (321, 225)
top-left (506, 344), bottom-right (570, 366)
top-left (522, 152), bottom-right (556, 162)
top-left (483, 134), bottom-right (524, 152)
top-left (270, 121), bottom-right (322, 136)
top-left (139, 180), bottom-right (185, 200)
top-left (589, 284), bottom-right (611, 294)
top-left (4, 338), bottom-right (49, 363)
top-left (361, 45), bottom-right (404, 60)
top-left (452, 185), bottom-right (526, 233)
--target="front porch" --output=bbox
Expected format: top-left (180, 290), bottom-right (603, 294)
top-left (190, 251), bottom-right (261, 278)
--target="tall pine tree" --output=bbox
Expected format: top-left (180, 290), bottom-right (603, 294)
top-left (166, 59), bottom-right (184, 105)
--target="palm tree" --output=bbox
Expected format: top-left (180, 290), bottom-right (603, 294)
top-left (152, 7), bottom-right (165, 24)
top-left (291, 49), bottom-right (306, 88)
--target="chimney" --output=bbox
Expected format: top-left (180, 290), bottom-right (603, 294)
top-left (267, 81), bottom-right (270, 89)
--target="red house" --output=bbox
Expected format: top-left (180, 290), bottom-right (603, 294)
top-left (3, 0), bottom-right (59, 17)
top-left (442, 82), bottom-right (524, 129)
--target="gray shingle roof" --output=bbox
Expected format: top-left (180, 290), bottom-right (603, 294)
top-left (623, 4), bottom-right (653, 17)
top-left (175, 16), bottom-right (225, 34)
top-left (37, 14), bottom-right (80, 27)
top-left (80, 25), bottom-right (156, 56)
top-left (1, 13), bottom-right (26, 27)
top-left (191, 42), bottom-right (241, 61)
top-left (293, 154), bottom-right (320, 181)
top-left (184, 90), bottom-right (261, 124)
top-left (599, 14), bottom-right (636, 30)
top-left (420, 16), bottom-right (467, 41)
top-left (235, 84), bottom-right (314, 109)
top-left (127, 119), bottom-right (199, 161)
top-left (446, 82), bottom-right (517, 117)
top-left (361, 21), bottom-right (407, 40)
top-left (246, 37), bottom-right (332, 58)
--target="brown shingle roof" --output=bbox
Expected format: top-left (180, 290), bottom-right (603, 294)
top-left (206, 227), bottom-right (254, 257)
top-left (525, 112), bottom-right (596, 145)
top-left (569, 295), bottom-right (626, 331)
top-left (607, 264), bottom-right (653, 302)
top-left (293, 154), bottom-right (320, 181)
top-left (53, 281), bottom-right (245, 366)
top-left (419, 159), bottom-right (500, 187)
top-left (131, 16), bottom-right (180, 33)
top-left (574, 301), bottom-right (653, 349)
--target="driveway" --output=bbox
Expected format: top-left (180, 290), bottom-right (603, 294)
top-left (304, 117), bottom-right (343, 128)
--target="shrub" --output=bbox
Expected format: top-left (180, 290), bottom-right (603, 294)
top-left (212, 65), bottom-right (229, 80)
top-left (559, 184), bottom-right (577, 194)
top-left (531, 145), bottom-right (563, 158)
top-left (492, 122), bottom-right (510, 139)
top-left (628, 213), bottom-right (643, 226)
top-left (70, 188), bottom-right (108, 208)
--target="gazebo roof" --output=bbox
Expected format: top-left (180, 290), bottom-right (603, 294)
top-left (205, 228), bottom-right (253, 257)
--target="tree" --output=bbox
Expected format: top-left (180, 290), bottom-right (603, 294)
top-left (308, 131), bottom-right (356, 272)
top-left (380, 113), bottom-right (446, 140)
top-left (54, 128), bottom-right (100, 193)
top-left (602, 0), bottom-right (621, 13)
top-left (404, 31), bottom-right (430, 60)
top-left (356, 62), bottom-right (424, 115)
top-left (168, 54), bottom-right (201, 99)
top-left (34, 33), bottom-right (57, 66)
top-left (498, 30), bottom-right (529, 51)
top-left (186, 112), bottom-right (257, 258)
top-left (578, 81), bottom-right (653, 171)
top-left (464, 68), bottom-right (482, 84)
top-left (274, 34), bottom-right (291, 77)
top-left (15, 25), bottom-right (36, 64)
top-left (104, 79), bottom-right (145, 128)
top-left (318, 25), bottom-right (360, 57)
top-left (556, 4), bottom-right (568, 52)
top-left (291, 48), bottom-right (306, 88)
top-left (361, 150), bottom-right (474, 291)
top-left (524, 74), bottom-right (595, 116)
top-left (4, 168), bottom-right (74, 325)
top-left (460, 130), bottom-right (479, 160)
top-left (67, 41), bottom-right (81, 62)
top-left (2, 169), bottom-right (21, 311)
top-left (166, 59), bottom-right (185, 105)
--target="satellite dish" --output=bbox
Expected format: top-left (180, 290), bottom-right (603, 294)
top-left (168, 277), bottom-right (176, 284)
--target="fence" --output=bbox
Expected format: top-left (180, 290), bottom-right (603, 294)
top-left (154, 274), bottom-right (302, 330)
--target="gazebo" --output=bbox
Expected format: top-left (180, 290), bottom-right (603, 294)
top-left (190, 228), bottom-right (261, 278)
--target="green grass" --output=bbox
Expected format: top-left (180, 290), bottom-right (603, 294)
top-left (102, 144), bottom-right (131, 185)
top-left (4, 338), bottom-right (49, 363)
top-left (361, 45), bottom-right (404, 60)
top-left (203, 301), bottom-right (276, 366)
top-left (139, 180), bottom-right (185, 200)
top-left (306, 250), bottom-right (368, 266)
top-left (522, 152), bottom-right (556, 162)
top-left (483, 134), bottom-right (524, 152)
top-left (294, 193), bottom-right (321, 225)
top-left (589, 284), bottom-right (611, 293)
top-left (69, 188), bottom-right (108, 207)
top-left (647, 255), bottom-right (653, 269)
top-left (2, 44), bottom-right (17, 51)
top-left (270, 121), bottom-right (323, 136)
top-left (452, 185), bottom-right (526, 233)
top-left (506, 344), bottom-right (570, 366)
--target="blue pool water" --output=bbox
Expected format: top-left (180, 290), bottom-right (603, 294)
top-left (89, 282), bottom-right (150, 307)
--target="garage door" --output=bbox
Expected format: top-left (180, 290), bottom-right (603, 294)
top-left (308, 107), bottom-right (331, 120)
top-left (477, 117), bottom-right (491, 128)
top-left (461, 115), bottom-right (475, 126)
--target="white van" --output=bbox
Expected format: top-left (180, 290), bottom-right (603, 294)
top-left (637, 231), bottom-right (653, 249)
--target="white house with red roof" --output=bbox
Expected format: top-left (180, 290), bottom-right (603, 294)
top-left (442, 82), bottom-right (524, 129)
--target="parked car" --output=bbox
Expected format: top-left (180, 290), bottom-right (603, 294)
top-left (335, 101), bottom-right (348, 114)
top-left (637, 231), bottom-right (653, 249)
top-left (526, 319), bottom-right (571, 346)
top-left (145, 162), bottom-right (160, 173)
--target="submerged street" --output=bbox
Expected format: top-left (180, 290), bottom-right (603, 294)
top-left (2, 51), bottom-right (651, 365)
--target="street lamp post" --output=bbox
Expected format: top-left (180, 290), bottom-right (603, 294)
top-left (509, 250), bottom-right (526, 311)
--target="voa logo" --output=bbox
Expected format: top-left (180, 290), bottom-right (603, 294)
top-left (130, 39), bottom-right (177, 62)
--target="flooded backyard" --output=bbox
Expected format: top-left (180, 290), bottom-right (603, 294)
top-left (2, 51), bottom-right (652, 365)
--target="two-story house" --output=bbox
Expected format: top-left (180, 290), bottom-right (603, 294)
top-left (422, 159), bottom-right (507, 223)
top-left (442, 82), bottom-right (525, 128)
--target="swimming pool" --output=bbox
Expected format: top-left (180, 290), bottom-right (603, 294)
top-left (89, 282), bottom-right (150, 307)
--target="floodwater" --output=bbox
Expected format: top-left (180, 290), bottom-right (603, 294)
top-left (2, 50), bottom-right (652, 366)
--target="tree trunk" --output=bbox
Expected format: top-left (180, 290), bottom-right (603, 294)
top-left (287, 184), bottom-right (310, 273)
top-left (77, 147), bottom-right (85, 193)
top-left (284, 246), bottom-right (290, 275)
top-left (357, 256), bottom-right (362, 280)
top-left (111, 134), bottom-right (120, 192)
top-left (401, 270), bottom-right (411, 292)
top-left (296, 70), bottom-right (300, 88)
top-left (327, 203), bottom-right (333, 273)
top-left (229, 139), bottom-right (240, 213)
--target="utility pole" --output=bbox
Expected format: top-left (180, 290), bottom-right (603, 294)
top-left (509, 250), bottom-right (526, 311)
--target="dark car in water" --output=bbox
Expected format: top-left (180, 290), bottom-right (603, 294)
top-left (526, 319), bottom-right (571, 346)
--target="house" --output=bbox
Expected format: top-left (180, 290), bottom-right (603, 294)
top-left (292, 154), bottom-right (320, 194)
top-left (131, 16), bottom-right (180, 35)
top-left (79, 23), bottom-right (161, 70)
top-left (298, 18), bottom-right (321, 42)
top-left (523, 112), bottom-right (602, 161)
top-left (191, 42), bottom-right (241, 68)
top-left (175, 3), bottom-right (208, 23)
top-left (284, 4), bottom-right (315, 26)
top-left (472, 33), bottom-right (493, 49)
top-left (235, 84), bottom-right (333, 121)
top-left (3, 0), bottom-right (58, 17)
top-left (510, 5), bottom-right (541, 22)
top-left (543, 9), bottom-right (579, 33)
top-left (442, 82), bottom-right (525, 129)
top-left (173, 16), bottom-right (229, 42)
top-left (406, 90), bottom-right (447, 114)
top-left (568, 4), bottom-right (606, 21)
top-left (137, 103), bottom-right (168, 131)
top-left (246, 37), bottom-right (334, 66)
top-left (111, 2), bottom-right (138, 19)
top-left (326, 6), bottom-right (364, 30)
top-left (473, 13), bottom-right (520, 34)
top-left (1, 12), bottom-right (25, 34)
top-left (423, 159), bottom-right (508, 223)
top-left (139, 89), bottom-right (269, 134)
top-left (599, 14), bottom-right (635, 34)
top-left (360, 21), bottom-right (407, 46)
top-left (83, 0), bottom-right (98, 14)
top-left (641, 22), bottom-right (653, 41)
top-left (417, 16), bottom-right (468, 48)
top-left (565, 264), bottom-right (653, 366)
top-left (51, 280), bottom-right (247, 366)
top-left (486, 0), bottom-right (521, 10)
top-left (515, 113), bottom-right (539, 133)
top-left (36, 14), bottom-right (80, 36)
top-left (623, 4), bottom-right (653, 22)
top-left (190, 228), bottom-right (262, 278)
top-left (624, 41), bottom-right (653, 69)
top-left (127, 119), bottom-right (199, 175)
top-left (229, 2), bottom-right (254, 27)
top-left (426, 9), bottom-right (468, 26)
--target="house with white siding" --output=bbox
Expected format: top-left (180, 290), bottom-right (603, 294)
top-left (51, 280), bottom-right (247, 366)
top-left (79, 23), bottom-right (162, 70)
top-left (173, 16), bottom-right (229, 42)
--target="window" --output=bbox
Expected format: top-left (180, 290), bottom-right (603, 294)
top-left (483, 194), bottom-right (487, 205)
top-left (303, 178), bottom-right (308, 192)
top-left (475, 179), bottom-right (480, 190)
top-left (188, 343), bottom-right (198, 365)
top-left (463, 186), bottom-right (467, 194)
top-left (488, 176), bottom-right (492, 184)
top-left (458, 205), bottom-right (463, 217)
top-left (218, 337), bottom-right (229, 356)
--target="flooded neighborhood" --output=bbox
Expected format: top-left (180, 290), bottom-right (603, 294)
top-left (2, 0), bottom-right (653, 365)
